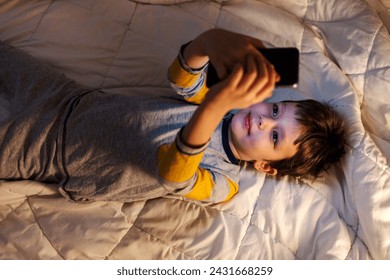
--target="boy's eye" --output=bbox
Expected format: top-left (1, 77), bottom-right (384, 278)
top-left (272, 131), bottom-right (278, 146)
top-left (272, 104), bottom-right (279, 117)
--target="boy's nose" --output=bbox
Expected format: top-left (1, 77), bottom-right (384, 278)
top-left (257, 115), bottom-right (275, 130)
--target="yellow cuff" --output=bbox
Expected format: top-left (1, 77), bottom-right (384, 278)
top-left (169, 57), bottom-right (201, 88)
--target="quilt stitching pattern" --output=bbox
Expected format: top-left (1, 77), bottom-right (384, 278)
top-left (0, 0), bottom-right (390, 260)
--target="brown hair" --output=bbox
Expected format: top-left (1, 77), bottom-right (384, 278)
top-left (267, 99), bottom-right (347, 178)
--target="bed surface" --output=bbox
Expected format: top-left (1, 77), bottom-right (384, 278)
top-left (1, 0), bottom-right (390, 259)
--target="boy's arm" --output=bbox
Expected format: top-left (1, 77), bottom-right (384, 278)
top-left (168, 43), bottom-right (209, 104)
top-left (168, 29), bottom-right (274, 105)
top-left (158, 70), bottom-right (242, 202)
top-left (159, 62), bottom-right (279, 202)
top-left (159, 29), bottom-right (279, 202)
top-left (157, 133), bottom-right (238, 202)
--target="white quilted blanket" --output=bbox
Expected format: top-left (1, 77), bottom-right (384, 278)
top-left (1, 0), bottom-right (390, 260)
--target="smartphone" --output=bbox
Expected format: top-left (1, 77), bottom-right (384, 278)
top-left (206, 47), bottom-right (299, 88)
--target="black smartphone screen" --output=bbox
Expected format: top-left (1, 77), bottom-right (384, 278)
top-left (206, 47), bottom-right (299, 88)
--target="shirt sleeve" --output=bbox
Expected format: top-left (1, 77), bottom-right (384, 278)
top-left (157, 129), bottom-right (238, 203)
top-left (168, 43), bottom-right (209, 105)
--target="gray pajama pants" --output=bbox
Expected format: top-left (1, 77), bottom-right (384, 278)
top-left (0, 41), bottom-right (88, 183)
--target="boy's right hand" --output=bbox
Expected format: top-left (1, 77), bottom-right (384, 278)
top-left (183, 28), bottom-right (279, 111)
top-left (205, 54), bottom-right (279, 112)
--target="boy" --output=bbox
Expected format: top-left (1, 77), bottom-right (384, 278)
top-left (0, 29), bottom-right (346, 203)
top-left (160, 29), bottom-right (347, 202)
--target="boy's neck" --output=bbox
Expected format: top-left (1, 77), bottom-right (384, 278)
top-left (227, 126), bottom-right (241, 161)
top-left (221, 115), bottom-right (241, 165)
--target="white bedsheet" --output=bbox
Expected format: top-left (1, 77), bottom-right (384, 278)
top-left (0, 0), bottom-right (390, 259)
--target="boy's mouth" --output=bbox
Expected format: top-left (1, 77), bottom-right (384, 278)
top-left (245, 112), bottom-right (251, 136)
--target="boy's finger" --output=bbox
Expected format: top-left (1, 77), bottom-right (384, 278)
top-left (227, 63), bottom-right (244, 87)
top-left (257, 63), bottom-right (277, 99)
top-left (273, 67), bottom-right (281, 82)
top-left (247, 56), bottom-right (269, 92)
top-left (248, 36), bottom-right (266, 49)
top-left (275, 66), bottom-right (281, 84)
top-left (238, 55), bottom-right (258, 89)
top-left (259, 58), bottom-right (269, 79)
top-left (270, 63), bottom-right (280, 82)
top-left (247, 61), bottom-right (276, 100)
top-left (215, 63), bottom-right (229, 81)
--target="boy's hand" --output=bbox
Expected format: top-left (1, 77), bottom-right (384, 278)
top-left (200, 29), bottom-right (267, 80)
top-left (179, 28), bottom-right (280, 148)
top-left (180, 54), bottom-right (278, 148)
top-left (183, 28), bottom-right (275, 80)
top-left (206, 54), bottom-right (279, 112)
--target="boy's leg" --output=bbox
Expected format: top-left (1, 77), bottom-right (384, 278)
top-left (0, 41), bottom-right (80, 109)
top-left (0, 41), bottom-right (88, 182)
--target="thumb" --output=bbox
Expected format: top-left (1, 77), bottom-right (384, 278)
top-left (250, 37), bottom-right (266, 49)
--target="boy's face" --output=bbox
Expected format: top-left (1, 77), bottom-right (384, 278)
top-left (229, 102), bottom-right (301, 174)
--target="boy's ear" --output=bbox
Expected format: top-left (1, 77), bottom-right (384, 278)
top-left (253, 161), bottom-right (278, 176)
